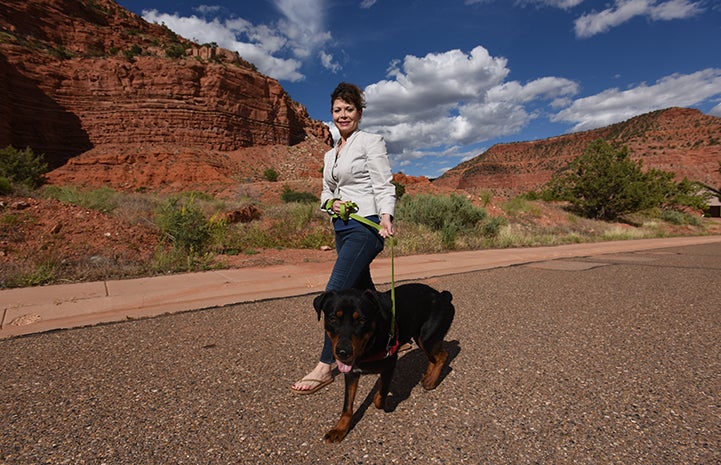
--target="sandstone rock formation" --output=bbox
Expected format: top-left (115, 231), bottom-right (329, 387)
top-left (0, 0), bottom-right (331, 176)
top-left (1, 0), bottom-right (718, 200)
top-left (435, 108), bottom-right (721, 196)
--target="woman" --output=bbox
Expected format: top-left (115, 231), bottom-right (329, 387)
top-left (291, 82), bottom-right (395, 394)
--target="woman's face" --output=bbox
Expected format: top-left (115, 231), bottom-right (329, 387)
top-left (332, 98), bottom-right (361, 138)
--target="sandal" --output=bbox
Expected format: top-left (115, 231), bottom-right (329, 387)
top-left (290, 377), bottom-right (334, 395)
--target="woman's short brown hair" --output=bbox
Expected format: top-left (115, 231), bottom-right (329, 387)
top-left (330, 82), bottom-right (366, 112)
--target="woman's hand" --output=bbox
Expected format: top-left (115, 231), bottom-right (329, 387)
top-left (379, 213), bottom-right (394, 238)
top-left (330, 199), bottom-right (342, 215)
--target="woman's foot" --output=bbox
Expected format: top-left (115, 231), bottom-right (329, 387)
top-left (291, 361), bottom-right (334, 394)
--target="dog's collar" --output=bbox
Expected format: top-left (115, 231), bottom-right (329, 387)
top-left (360, 323), bottom-right (400, 363)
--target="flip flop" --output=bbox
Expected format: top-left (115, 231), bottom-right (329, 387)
top-left (399, 342), bottom-right (413, 353)
top-left (290, 377), bottom-right (334, 395)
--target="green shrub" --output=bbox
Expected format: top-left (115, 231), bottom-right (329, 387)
top-left (392, 181), bottom-right (406, 199)
top-left (263, 168), bottom-right (279, 182)
top-left (478, 215), bottom-right (507, 237)
top-left (281, 185), bottom-right (318, 204)
top-left (48, 46), bottom-right (74, 60)
top-left (542, 139), bottom-right (709, 220)
top-left (660, 209), bottom-right (702, 226)
top-left (154, 195), bottom-right (212, 254)
top-left (0, 146), bottom-right (48, 189)
top-left (396, 193), bottom-right (487, 248)
top-left (123, 44), bottom-right (143, 60)
top-left (165, 43), bottom-right (186, 59)
top-left (0, 177), bottom-right (12, 194)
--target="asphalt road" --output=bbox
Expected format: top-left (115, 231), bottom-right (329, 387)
top-left (2, 242), bottom-right (720, 464)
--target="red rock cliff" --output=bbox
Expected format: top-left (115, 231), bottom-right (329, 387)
top-left (0, 0), bottom-right (331, 170)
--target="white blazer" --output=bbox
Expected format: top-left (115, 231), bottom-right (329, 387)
top-left (320, 130), bottom-right (396, 219)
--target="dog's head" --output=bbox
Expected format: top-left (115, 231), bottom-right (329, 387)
top-left (313, 289), bottom-right (392, 373)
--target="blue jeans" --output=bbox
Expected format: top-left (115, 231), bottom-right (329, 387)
top-left (319, 216), bottom-right (384, 364)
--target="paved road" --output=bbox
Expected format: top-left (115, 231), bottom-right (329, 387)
top-left (1, 241), bottom-right (720, 464)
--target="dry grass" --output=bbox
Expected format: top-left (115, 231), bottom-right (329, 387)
top-left (2, 188), bottom-right (719, 288)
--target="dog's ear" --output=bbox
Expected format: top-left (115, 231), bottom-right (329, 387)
top-left (362, 289), bottom-right (393, 322)
top-left (313, 291), bottom-right (334, 321)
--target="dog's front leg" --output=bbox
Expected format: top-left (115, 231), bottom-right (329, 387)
top-left (373, 355), bottom-right (397, 410)
top-left (324, 372), bottom-right (360, 443)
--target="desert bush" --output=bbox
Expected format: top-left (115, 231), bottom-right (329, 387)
top-left (0, 177), bottom-right (12, 194)
top-left (477, 189), bottom-right (494, 207)
top-left (0, 145), bottom-right (48, 190)
top-left (393, 181), bottom-right (406, 199)
top-left (281, 185), bottom-right (318, 204)
top-left (478, 215), bottom-right (507, 237)
top-left (154, 195), bottom-right (212, 255)
top-left (543, 139), bottom-right (709, 220)
top-left (123, 44), bottom-right (143, 60)
top-left (165, 43), bottom-right (186, 58)
top-left (396, 193), bottom-right (487, 248)
top-left (263, 168), bottom-right (279, 182)
top-left (267, 203), bottom-right (332, 248)
top-left (659, 209), bottom-right (702, 226)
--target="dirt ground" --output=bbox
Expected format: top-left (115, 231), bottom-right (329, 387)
top-left (0, 194), bottom-right (338, 287)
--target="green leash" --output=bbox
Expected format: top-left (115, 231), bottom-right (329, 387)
top-left (328, 200), bottom-right (396, 338)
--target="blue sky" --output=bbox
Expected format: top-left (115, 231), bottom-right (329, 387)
top-left (117, 0), bottom-right (721, 177)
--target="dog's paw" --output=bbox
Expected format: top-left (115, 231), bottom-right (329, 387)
top-left (324, 428), bottom-right (348, 443)
top-left (373, 391), bottom-right (386, 410)
top-left (421, 374), bottom-right (439, 390)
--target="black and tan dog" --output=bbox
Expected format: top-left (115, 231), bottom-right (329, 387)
top-left (313, 283), bottom-right (455, 442)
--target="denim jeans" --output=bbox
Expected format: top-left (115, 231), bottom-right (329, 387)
top-left (319, 216), bottom-right (384, 364)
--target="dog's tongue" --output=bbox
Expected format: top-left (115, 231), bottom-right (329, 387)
top-left (337, 360), bottom-right (353, 373)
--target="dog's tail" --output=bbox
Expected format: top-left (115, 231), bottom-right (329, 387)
top-left (439, 290), bottom-right (453, 303)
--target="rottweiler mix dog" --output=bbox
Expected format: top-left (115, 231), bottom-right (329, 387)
top-left (313, 283), bottom-right (455, 442)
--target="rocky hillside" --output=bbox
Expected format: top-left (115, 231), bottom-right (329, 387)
top-left (1, 1), bottom-right (719, 200)
top-left (435, 108), bottom-right (721, 196)
top-left (0, 0), bottom-right (331, 187)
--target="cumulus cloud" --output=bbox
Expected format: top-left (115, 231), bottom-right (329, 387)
top-left (574, 0), bottom-right (704, 38)
top-left (142, 0), bottom-right (334, 82)
top-left (514, 0), bottom-right (584, 7)
top-left (319, 51), bottom-right (341, 72)
top-left (465, 0), bottom-right (583, 8)
top-left (358, 47), bottom-right (720, 170)
top-left (360, 46), bottom-right (578, 165)
top-left (709, 103), bottom-right (721, 118)
top-left (273, 0), bottom-right (331, 59)
top-left (552, 68), bottom-right (721, 131)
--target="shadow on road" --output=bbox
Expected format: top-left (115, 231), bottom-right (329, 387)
top-left (346, 340), bottom-right (462, 433)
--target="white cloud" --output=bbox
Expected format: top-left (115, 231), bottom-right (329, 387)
top-left (319, 51), bottom-right (341, 72)
top-left (274, 0), bottom-right (331, 59)
top-left (552, 68), bottom-right (721, 131)
top-left (709, 102), bottom-right (721, 117)
top-left (574, 0), bottom-right (703, 38)
top-left (465, 0), bottom-right (583, 8)
top-left (142, 0), bottom-right (335, 82)
top-left (360, 46), bottom-right (578, 165)
top-left (360, 0), bottom-right (378, 8)
top-left (195, 5), bottom-right (222, 15)
top-left (514, 0), bottom-right (584, 8)
top-left (650, 0), bottom-right (703, 19)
